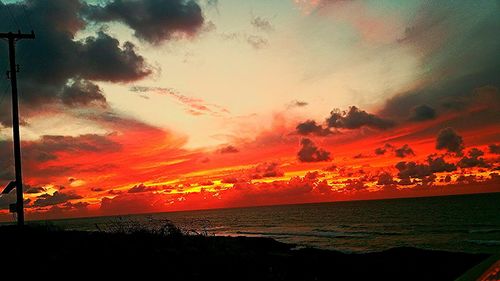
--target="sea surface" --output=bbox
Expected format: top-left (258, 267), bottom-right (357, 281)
top-left (33, 192), bottom-right (500, 254)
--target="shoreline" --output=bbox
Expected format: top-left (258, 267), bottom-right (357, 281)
top-left (0, 225), bottom-right (490, 280)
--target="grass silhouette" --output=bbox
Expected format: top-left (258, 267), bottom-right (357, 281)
top-left (0, 222), bottom-right (488, 280)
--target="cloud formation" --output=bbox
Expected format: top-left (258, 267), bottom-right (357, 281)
top-left (0, 0), bottom-right (157, 127)
top-left (436, 128), bottom-right (464, 155)
top-left (381, 1), bottom-right (500, 128)
top-left (128, 183), bottom-right (160, 193)
top-left (251, 162), bottom-right (284, 178)
top-left (296, 120), bottom-right (331, 136)
top-left (130, 86), bottom-right (230, 117)
top-left (0, 133), bottom-right (122, 182)
top-left (457, 148), bottom-right (489, 169)
top-left (61, 79), bottom-right (106, 107)
top-left (295, 106), bottom-right (395, 140)
top-left (394, 144), bottom-right (415, 158)
top-left (32, 134), bottom-right (122, 156)
top-left (33, 191), bottom-right (82, 207)
top-left (377, 172), bottom-right (395, 186)
top-left (246, 35), bottom-right (268, 49)
top-left (374, 143), bottom-right (394, 155)
top-left (251, 16), bottom-right (274, 32)
top-left (409, 105), bottom-right (436, 122)
top-left (1, 0), bottom-right (499, 220)
top-left (326, 106), bottom-right (394, 130)
top-left (25, 186), bottom-right (46, 194)
top-left (289, 100), bottom-right (308, 108)
top-left (78, 31), bottom-right (152, 82)
top-left (217, 145), bottom-right (239, 154)
top-left (85, 0), bottom-right (205, 44)
top-left (489, 144), bottom-right (500, 154)
top-left (297, 138), bottom-right (331, 162)
top-left (374, 143), bottom-right (414, 158)
top-left (396, 155), bottom-right (457, 183)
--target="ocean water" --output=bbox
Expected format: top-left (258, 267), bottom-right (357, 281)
top-left (41, 193), bottom-right (500, 254)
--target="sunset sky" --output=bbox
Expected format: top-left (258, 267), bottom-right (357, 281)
top-left (0, 0), bottom-right (499, 221)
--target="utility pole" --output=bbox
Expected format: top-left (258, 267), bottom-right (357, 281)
top-left (0, 31), bottom-right (35, 226)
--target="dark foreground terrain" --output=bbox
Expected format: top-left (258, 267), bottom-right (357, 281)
top-left (0, 225), bottom-right (488, 280)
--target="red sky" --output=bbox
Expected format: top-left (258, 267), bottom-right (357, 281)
top-left (0, 0), bottom-right (499, 221)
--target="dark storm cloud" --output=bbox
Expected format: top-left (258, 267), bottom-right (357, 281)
top-left (326, 106), bottom-right (394, 130)
top-left (33, 191), bottom-right (82, 207)
top-left (0, 0), bottom-right (146, 116)
top-left (381, 1), bottom-right (500, 127)
top-left (436, 128), bottom-right (464, 155)
top-left (382, 84), bottom-right (500, 129)
top-left (61, 79), bottom-right (106, 106)
top-left (297, 138), bottom-right (331, 162)
top-left (296, 120), bottom-right (331, 136)
top-left (394, 144), bottom-right (415, 158)
top-left (0, 0), bottom-right (83, 110)
top-left (13, 0), bottom-right (151, 85)
top-left (409, 105), bottom-right (436, 122)
top-left (0, 0), bottom-right (210, 126)
top-left (85, 0), bottom-right (204, 44)
top-left (78, 31), bottom-right (152, 82)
